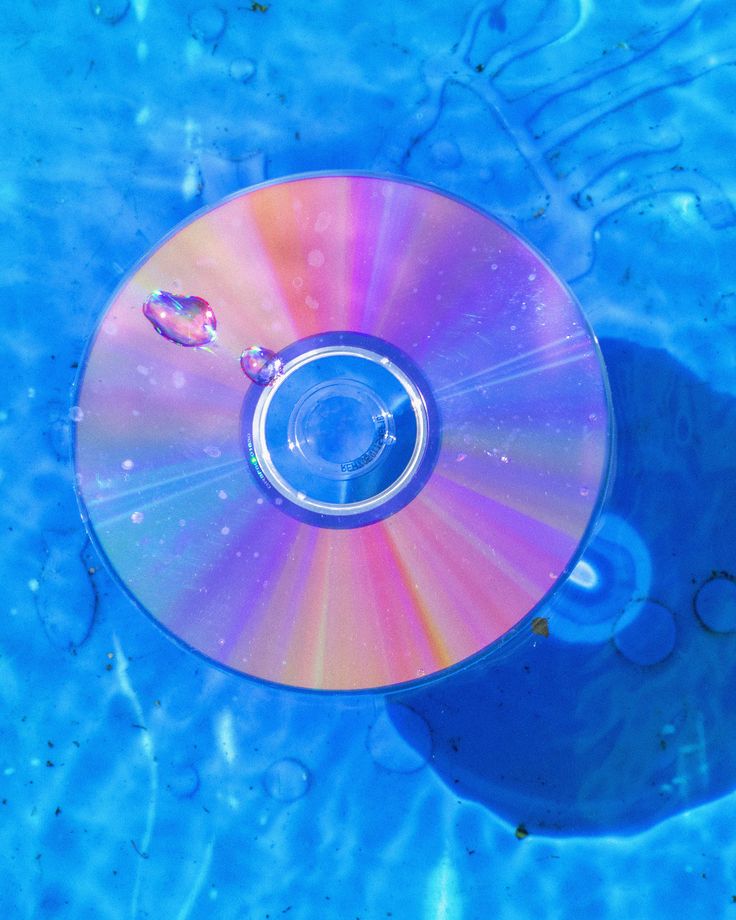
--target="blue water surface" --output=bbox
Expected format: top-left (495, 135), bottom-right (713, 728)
top-left (3, 1), bottom-right (736, 917)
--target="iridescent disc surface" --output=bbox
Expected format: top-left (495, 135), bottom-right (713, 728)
top-left (74, 174), bottom-right (612, 692)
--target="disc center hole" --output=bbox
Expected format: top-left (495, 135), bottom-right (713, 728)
top-left (302, 394), bottom-right (380, 464)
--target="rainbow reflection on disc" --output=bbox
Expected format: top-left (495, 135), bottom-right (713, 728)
top-left (73, 174), bottom-right (612, 692)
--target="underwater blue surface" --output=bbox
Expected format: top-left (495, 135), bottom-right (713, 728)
top-left (3, 0), bottom-right (736, 917)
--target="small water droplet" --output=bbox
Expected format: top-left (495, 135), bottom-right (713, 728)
top-left (130, 511), bottom-right (144, 524)
top-left (189, 5), bottom-right (228, 43)
top-left (580, 486), bottom-right (590, 496)
top-left (307, 249), bottom-right (325, 267)
top-left (263, 758), bottom-right (310, 802)
top-left (491, 263), bottom-right (498, 271)
top-left (69, 406), bottom-right (84, 422)
top-left (500, 455), bottom-right (509, 463)
top-left (240, 346), bottom-right (284, 387)
top-left (218, 490), bottom-right (228, 500)
top-left (221, 526), bottom-right (230, 535)
top-left (89, 0), bottom-right (130, 25)
top-left (142, 291), bottom-right (217, 347)
top-left (305, 295), bottom-right (319, 311)
top-left (694, 575), bottom-right (736, 633)
top-left (203, 445), bottom-right (222, 458)
top-left (229, 57), bottom-right (256, 83)
top-left (614, 600), bottom-right (677, 665)
top-left (429, 138), bottom-right (462, 169)
top-left (121, 458), bottom-right (134, 470)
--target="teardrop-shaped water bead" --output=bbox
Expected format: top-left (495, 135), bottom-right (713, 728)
top-left (142, 291), bottom-right (217, 347)
top-left (240, 345), bottom-right (284, 386)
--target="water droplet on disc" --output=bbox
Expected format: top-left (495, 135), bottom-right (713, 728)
top-left (142, 291), bottom-right (217, 347)
top-left (240, 345), bottom-right (284, 387)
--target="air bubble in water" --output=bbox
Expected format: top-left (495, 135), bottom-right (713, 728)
top-left (189, 5), bottom-right (228, 43)
top-left (263, 758), bottom-right (310, 802)
top-left (240, 345), bottom-right (284, 387)
top-left (229, 57), bottom-right (256, 83)
top-left (90, 0), bottom-right (130, 25)
top-left (142, 291), bottom-right (217, 347)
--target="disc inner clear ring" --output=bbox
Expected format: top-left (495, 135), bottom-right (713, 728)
top-left (250, 345), bottom-right (429, 516)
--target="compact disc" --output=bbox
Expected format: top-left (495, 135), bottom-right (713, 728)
top-left (73, 174), bottom-right (612, 692)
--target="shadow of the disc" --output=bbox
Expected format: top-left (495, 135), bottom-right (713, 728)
top-left (391, 338), bottom-right (736, 835)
